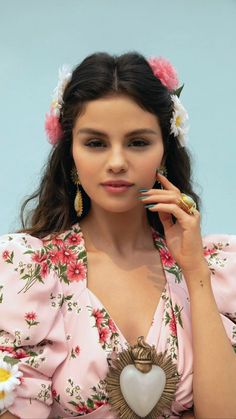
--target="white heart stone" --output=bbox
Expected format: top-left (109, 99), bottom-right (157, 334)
top-left (120, 364), bottom-right (166, 418)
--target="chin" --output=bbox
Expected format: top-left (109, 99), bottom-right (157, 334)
top-left (100, 203), bottom-right (140, 213)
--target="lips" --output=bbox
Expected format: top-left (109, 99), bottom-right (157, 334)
top-left (101, 181), bottom-right (133, 187)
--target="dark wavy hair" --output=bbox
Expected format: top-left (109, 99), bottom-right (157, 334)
top-left (19, 51), bottom-right (201, 238)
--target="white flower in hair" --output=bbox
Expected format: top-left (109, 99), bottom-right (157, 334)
top-left (51, 64), bottom-right (72, 116)
top-left (170, 95), bottom-right (189, 147)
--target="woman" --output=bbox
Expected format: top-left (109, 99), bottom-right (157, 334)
top-left (0, 52), bottom-right (235, 419)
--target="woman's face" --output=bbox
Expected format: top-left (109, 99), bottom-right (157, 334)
top-left (72, 94), bottom-right (165, 213)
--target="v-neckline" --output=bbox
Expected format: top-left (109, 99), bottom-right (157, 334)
top-left (77, 222), bottom-right (169, 347)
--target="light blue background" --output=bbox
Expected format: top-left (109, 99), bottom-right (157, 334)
top-left (0, 0), bottom-right (235, 236)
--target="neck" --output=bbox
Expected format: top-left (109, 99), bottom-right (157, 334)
top-left (79, 206), bottom-right (155, 256)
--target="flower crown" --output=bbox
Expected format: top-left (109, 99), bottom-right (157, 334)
top-left (45, 57), bottom-right (188, 147)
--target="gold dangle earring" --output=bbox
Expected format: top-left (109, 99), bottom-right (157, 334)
top-left (71, 167), bottom-right (83, 217)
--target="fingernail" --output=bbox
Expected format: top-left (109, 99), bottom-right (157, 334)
top-left (137, 196), bottom-right (147, 200)
top-left (145, 204), bottom-right (156, 208)
top-left (138, 188), bottom-right (149, 192)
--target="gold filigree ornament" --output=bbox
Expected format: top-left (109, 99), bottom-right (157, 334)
top-left (105, 336), bottom-right (180, 418)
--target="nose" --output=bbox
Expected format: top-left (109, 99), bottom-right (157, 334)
top-left (106, 146), bottom-right (128, 173)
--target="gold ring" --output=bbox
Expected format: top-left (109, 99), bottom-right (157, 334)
top-left (177, 193), bottom-right (197, 215)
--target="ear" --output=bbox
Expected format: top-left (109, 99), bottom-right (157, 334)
top-left (160, 149), bottom-right (167, 167)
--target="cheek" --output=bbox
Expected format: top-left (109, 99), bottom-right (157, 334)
top-left (74, 161), bottom-right (96, 180)
top-left (72, 144), bottom-right (96, 175)
top-left (139, 149), bottom-right (164, 172)
top-left (137, 151), bottom-right (164, 184)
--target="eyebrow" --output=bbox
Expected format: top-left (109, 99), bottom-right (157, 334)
top-left (76, 128), bottom-right (159, 137)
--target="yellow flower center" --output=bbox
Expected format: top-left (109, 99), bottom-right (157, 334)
top-left (0, 368), bottom-right (11, 382)
top-left (0, 390), bottom-right (6, 400)
top-left (175, 115), bottom-right (181, 127)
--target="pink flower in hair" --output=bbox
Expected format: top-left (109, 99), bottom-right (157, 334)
top-left (45, 64), bottom-right (72, 144)
top-left (45, 108), bottom-right (63, 145)
top-left (148, 56), bottom-right (179, 91)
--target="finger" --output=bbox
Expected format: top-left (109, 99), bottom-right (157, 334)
top-left (139, 193), bottom-right (181, 205)
top-left (158, 210), bottom-right (174, 230)
top-left (139, 189), bottom-right (180, 196)
top-left (146, 202), bottom-right (200, 223)
top-left (156, 172), bottom-right (180, 192)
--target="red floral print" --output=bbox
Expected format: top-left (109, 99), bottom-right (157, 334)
top-left (40, 262), bottom-right (49, 278)
top-left (93, 308), bottom-right (104, 327)
top-left (94, 400), bottom-right (107, 408)
top-left (49, 249), bottom-right (61, 264)
top-left (59, 246), bottom-right (77, 265)
top-left (0, 345), bottom-right (14, 353)
top-left (51, 236), bottom-right (64, 246)
top-left (0, 345), bottom-right (28, 359)
top-left (52, 388), bottom-right (57, 398)
top-left (25, 311), bottom-right (37, 321)
top-left (0, 345), bottom-right (17, 358)
top-left (108, 318), bottom-right (117, 333)
top-left (204, 247), bottom-right (217, 256)
top-left (1, 249), bottom-right (14, 264)
top-left (32, 251), bottom-right (47, 264)
top-left (66, 233), bottom-right (82, 246)
top-left (75, 345), bottom-right (80, 355)
top-left (75, 404), bottom-right (93, 414)
top-left (67, 260), bottom-right (86, 282)
top-left (24, 311), bottom-right (39, 328)
top-left (203, 241), bottom-right (229, 274)
top-left (14, 348), bottom-right (28, 359)
top-left (159, 248), bottom-right (175, 267)
top-left (169, 314), bottom-right (177, 336)
top-left (70, 345), bottom-right (81, 359)
top-left (90, 306), bottom-right (120, 351)
top-left (2, 250), bottom-right (10, 260)
top-left (99, 327), bottom-right (111, 344)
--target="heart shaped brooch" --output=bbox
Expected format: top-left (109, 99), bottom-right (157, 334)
top-left (105, 336), bottom-right (180, 418)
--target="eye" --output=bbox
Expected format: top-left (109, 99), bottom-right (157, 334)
top-left (85, 140), bottom-right (105, 148)
top-left (85, 138), bottom-right (150, 148)
top-left (129, 139), bottom-right (150, 147)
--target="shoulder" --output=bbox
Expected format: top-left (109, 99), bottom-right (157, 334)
top-left (202, 233), bottom-right (236, 273)
top-left (0, 231), bottom-right (62, 306)
top-left (0, 223), bottom-right (84, 270)
top-left (0, 232), bottom-right (66, 346)
top-left (202, 233), bottom-right (236, 248)
top-left (202, 233), bottom-right (236, 321)
top-left (0, 231), bottom-right (44, 266)
top-left (0, 223), bottom-right (86, 301)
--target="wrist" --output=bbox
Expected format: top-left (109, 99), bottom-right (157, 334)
top-left (182, 262), bottom-right (212, 293)
top-left (182, 260), bottom-right (211, 279)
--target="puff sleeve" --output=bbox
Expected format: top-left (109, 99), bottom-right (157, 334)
top-left (203, 233), bottom-right (236, 351)
top-left (0, 233), bottom-right (68, 418)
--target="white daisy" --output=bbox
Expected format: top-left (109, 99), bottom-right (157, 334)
top-left (0, 389), bottom-right (15, 410)
top-left (170, 95), bottom-right (189, 147)
top-left (52, 64), bottom-right (72, 115)
top-left (0, 359), bottom-right (23, 393)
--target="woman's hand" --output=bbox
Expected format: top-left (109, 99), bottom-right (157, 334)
top-left (139, 173), bottom-right (209, 276)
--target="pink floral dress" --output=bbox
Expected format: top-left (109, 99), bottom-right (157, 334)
top-left (0, 222), bottom-right (235, 418)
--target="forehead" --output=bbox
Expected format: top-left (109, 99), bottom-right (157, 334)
top-left (74, 95), bottom-right (160, 130)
